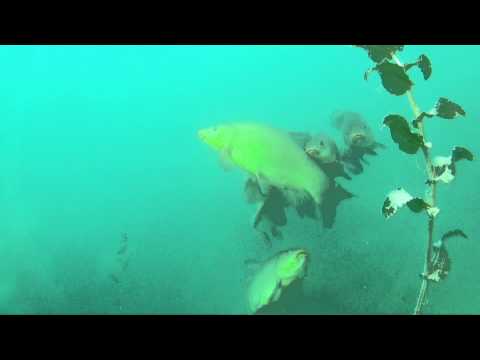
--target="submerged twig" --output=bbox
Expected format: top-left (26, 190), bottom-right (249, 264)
top-left (392, 54), bottom-right (436, 315)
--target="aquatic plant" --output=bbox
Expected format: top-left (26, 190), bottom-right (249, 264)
top-left (355, 45), bottom-right (473, 314)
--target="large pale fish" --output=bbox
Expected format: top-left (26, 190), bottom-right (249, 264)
top-left (198, 122), bottom-right (330, 205)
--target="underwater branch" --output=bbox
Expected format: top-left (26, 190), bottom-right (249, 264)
top-left (392, 54), bottom-right (436, 315)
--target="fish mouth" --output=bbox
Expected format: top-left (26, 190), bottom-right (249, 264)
top-left (306, 148), bottom-right (320, 157)
top-left (296, 249), bottom-right (308, 260)
top-left (198, 129), bottom-right (208, 141)
top-left (351, 133), bottom-right (366, 146)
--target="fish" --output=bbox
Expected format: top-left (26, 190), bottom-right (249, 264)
top-left (198, 122), bottom-right (330, 205)
top-left (245, 130), bottom-right (354, 237)
top-left (332, 111), bottom-right (385, 175)
top-left (245, 248), bottom-right (309, 314)
top-left (302, 132), bottom-right (352, 180)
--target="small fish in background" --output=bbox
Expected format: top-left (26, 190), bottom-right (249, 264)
top-left (332, 111), bottom-right (386, 175)
top-left (117, 233), bottom-right (128, 255)
top-left (109, 233), bottom-right (131, 285)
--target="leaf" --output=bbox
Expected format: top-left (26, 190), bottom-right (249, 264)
top-left (382, 188), bottom-right (432, 219)
top-left (434, 98), bottom-right (466, 119)
top-left (370, 61), bottom-right (414, 96)
top-left (354, 45), bottom-right (404, 63)
top-left (452, 146), bottom-right (474, 162)
top-left (418, 55), bottom-right (432, 80)
top-left (429, 243), bottom-right (451, 282)
top-left (383, 115), bottom-right (424, 154)
top-left (432, 156), bottom-right (455, 183)
top-left (432, 147), bottom-right (474, 184)
top-left (406, 198), bottom-right (431, 213)
top-left (382, 188), bottom-right (413, 219)
top-left (441, 229), bottom-right (468, 243)
top-left (401, 54), bottom-right (432, 83)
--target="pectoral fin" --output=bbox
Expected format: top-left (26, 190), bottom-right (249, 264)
top-left (245, 177), bottom-right (264, 204)
top-left (219, 150), bottom-right (234, 171)
top-left (256, 174), bottom-right (272, 196)
top-left (253, 189), bottom-right (287, 227)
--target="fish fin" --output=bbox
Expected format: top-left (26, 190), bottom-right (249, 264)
top-left (295, 198), bottom-right (317, 219)
top-left (256, 174), bottom-right (272, 196)
top-left (252, 202), bottom-right (265, 229)
top-left (320, 182), bottom-right (355, 229)
top-left (271, 226), bottom-right (283, 240)
top-left (244, 177), bottom-right (264, 204)
top-left (244, 259), bottom-right (263, 267)
top-left (341, 148), bottom-right (365, 175)
top-left (288, 131), bottom-right (312, 148)
top-left (319, 161), bottom-right (352, 180)
top-left (271, 285), bottom-right (283, 303)
top-left (260, 231), bottom-right (272, 248)
top-left (360, 157), bottom-right (371, 165)
top-left (262, 188), bottom-right (288, 226)
top-left (374, 142), bottom-right (387, 149)
top-left (331, 110), bottom-right (346, 129)
top-left (219, 149), bottom-right (234, 171)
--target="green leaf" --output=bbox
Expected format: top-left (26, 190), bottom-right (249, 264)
top-left (406, 198), bottom-right (430, 213)
top-left (383, 115), bottom-right (424, 154)
top-left (452, 146), bottom-right (474, 162)
top-left (401, 55), bottom-right (432, 82)
top-left (441, 229), bottom-right (468, 243)
top-left (435, 98), bottom-right (466, 119)
top-left (355, 45), bottom-right (404, 63)
top-left (418, 55), bottom-right (432, 80)
top-left (370, 61), bottom-right (414, 96)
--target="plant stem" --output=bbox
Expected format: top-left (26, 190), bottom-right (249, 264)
top-left (392, 54), bottom-right (437, 315)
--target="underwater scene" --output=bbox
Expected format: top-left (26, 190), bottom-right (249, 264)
top-left (0, 45), bottom-right (478, 315)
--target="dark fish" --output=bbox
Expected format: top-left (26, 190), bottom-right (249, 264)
top-left (332, 111), bottom-right (385, 175)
